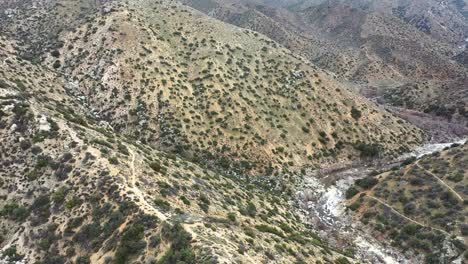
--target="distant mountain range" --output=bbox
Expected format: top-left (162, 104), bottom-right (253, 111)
top-left (183, 0), bottom-right (468, 124)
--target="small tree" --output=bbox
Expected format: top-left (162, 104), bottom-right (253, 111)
top-left (351, 106), bottom-right (362, 121)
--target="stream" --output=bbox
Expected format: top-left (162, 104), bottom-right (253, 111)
top-left (297, 138), bottom-right (467, 263)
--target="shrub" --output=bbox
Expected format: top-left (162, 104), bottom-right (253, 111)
top-left (401, 157), bottom-right (416, 166)
top-left (52, 60), bottom-right (61, 69)
top-left (199, 194), bottom-right (210, 205)
top-left (20, 140), bottom-right (31, 150)
top-left (76, 256), bottom-right (91, 264)
top-left (240, 202), bottom-right (257, 217)
top-left (51, 50), bottom-right (60, 57)
top-left (149, 162), bottom-right (161, 172)
top-left (335, 257), bottom-right (352, 264)
top-left (351, 107), bottom-right (362, 120)
top-left (115, 224), bottom-right (146, 264)
top-left (244, 227), bottom-right (256, 238)
top-left (348, 202), bottom-right (360, 211)
top-left (154, 198), bottom-right (171, 212)
top-left (440, 191), bottom-right (459, 207)
top-left (345, 187), bottom-right (359, 199)
top-left (51, 189), bottom-right (66, 204)
top-left (354, 143), bottom-right (381, 158)
top-left (91, 139), bottom-right (113, 148)
top-left (409, 177), bottom-right (423, 186)
top-left (159, 223), bottom-right (195, 264)
top-left (403, 203), bottom-right (416, 215)
top-left (108, 156), bottom-right (119, 164)
top-left (74, 223), bottom-right (101, 245)
top-left (1, 245), bottom-right (23, 261)
top-left (278, 223), bottom-right (293, 233)
top-left (180, 196), bottom-right (190, 205)
top-left (401, 224), bottom-right (420, 236)
top-left (0, 202), bottom-right (29, 222)
top-left (355, 177), bottom-right (378, 189)
top-left (275, 147), bottom-right (284, 153)
top-left (227, 212), bottom-right (236, 222)
top-left (65, 196), bottom-right (80, 209)
top-left (447, 172), bottom-right (463, 183)
top-left (255, 224), bottom-right (284, 238)
top-left (117, 143), bottom-right (129, 156)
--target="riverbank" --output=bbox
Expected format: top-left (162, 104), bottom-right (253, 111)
top-left (296, 138), bottom-right (467, 263)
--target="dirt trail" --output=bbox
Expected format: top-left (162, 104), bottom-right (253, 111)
top-left (415, 162), bottom-right (463, 201)
top-left (368, 196), bottom-right (450, 236)
top-left (127, 148), bottom-right (168, 221)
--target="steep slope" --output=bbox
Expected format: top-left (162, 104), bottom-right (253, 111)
top-left (346, 143), bottom-right (467, 263)
top-left (1, 0), bottom-right (424, 175)
top-left (183, 0), bottom-right (468, 123)
top-left (0, 39), bottom-right (355, 264)
top-left (289, 0), bottom-right (468, 45)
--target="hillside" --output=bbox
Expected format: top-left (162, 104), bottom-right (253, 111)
top-left (289, 0), bottom-right (468, 45)
top-left (1, 0), bottom-right (465, 264)
top-left (0, 39), bottom-right (355, 263)
top-left (346, 143), bottom-right (467, 263)
top-left (1, 0), bottom-right (424, 175)
top-left (183, 0), bottom-right (468, 123)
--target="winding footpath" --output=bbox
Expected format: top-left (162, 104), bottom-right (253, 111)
top-left (415, 162), bottom-right (464, 202)
top-left (368, 196), bottom-right (451, 236)
top-left (128, 148), bottom-right (168, 221)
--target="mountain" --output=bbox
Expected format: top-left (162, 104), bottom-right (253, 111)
top-left (346, 142), bottom-right (467, 263)
top-left (182, 0), bottom-right (468, 124)
top-left (0, 37), bottom-right (353, 263)
top-left (0, 0), bottom-right (424, 176)
top-left (0, 0), bottom-right (464, 263)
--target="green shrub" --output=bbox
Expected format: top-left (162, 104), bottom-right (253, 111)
top-left (278, 223), bottom-right (293, 233)
top-left (159, 223), bottom-right (195, 264)
top-left (348, 202), bottom-right (360, 211)
top-left (354, 143), bottom-right (381, 158)
top-left (115, 224), bottom-right (146, 264)
top-left (108, 156), bottom-right (119, 164)
top-left (76, 256), bottom-right (91, 264)
top-left (335, 257), bottom-right (351, 264)
top-left (91, 139), bottom-right (112, 148)
top-left (154, 198), bottom-right (171, 211)
top-left (51, 189), bottom-right (66, 204)
top-left (351, 107), bottom-right (362, 120)
top-left (355, 177), bottom-right (378, 189)
top-left (345, 187), bottom-right (359, 199)
top-left (180, 196), bottom-right (190, 205)
top-left (199, 194), bottom-right (210, 205)
top-left (227, 212), bottom-right (236, 222)
top-left (149, 162), bottom-right (161, 172)
top-left (1, 245), bottom-right (23, 261)
top-left (255, 224), bottom-right (284, 238)
top-left (0, 202), bottom-right (29, 222)
top-left (401, 224), bottom-right (420, 236)
top-left (447, 172), bottom-right (463, 183)
top-left (241, 202), bottom-right (257, 217)
top-left (117, 143), bottom-right (129, 156)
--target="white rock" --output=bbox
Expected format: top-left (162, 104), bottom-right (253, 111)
top-left (38, 115), bottom-right (50, 131)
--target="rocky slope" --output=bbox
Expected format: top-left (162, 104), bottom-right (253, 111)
top-left (1, 0), bottom-right (424, 175)
top-left (183, 0), bottom-right (468, 123)
top-left (346, 143), bottom-right (467, 263)
top-left (0, 38), bottom-right (355, 263)
top-left (0, 0), bottom-right (464, 263)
